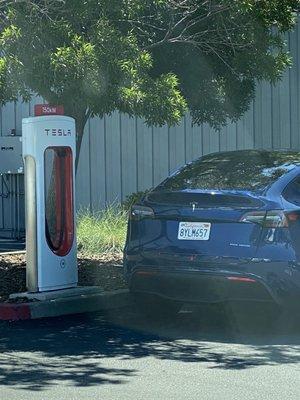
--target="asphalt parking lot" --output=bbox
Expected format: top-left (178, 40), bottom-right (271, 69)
top-left (0, 304), bottom-right (300, 400)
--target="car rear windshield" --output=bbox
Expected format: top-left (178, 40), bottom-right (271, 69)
top-left (158, 150), bottom-right (300, 191)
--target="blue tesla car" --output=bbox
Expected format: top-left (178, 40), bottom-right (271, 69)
top-left (124, 150), bottom-right (300, 315)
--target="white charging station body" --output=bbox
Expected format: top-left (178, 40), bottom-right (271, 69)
top-left (22, 115), bottom-right (77, 292)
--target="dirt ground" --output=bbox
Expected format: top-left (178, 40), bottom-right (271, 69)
top-left (0, 252), bottom-right (126, 302)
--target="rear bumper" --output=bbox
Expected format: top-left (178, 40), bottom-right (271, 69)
top-left (128, 268), bottom-right (277, 304)
top-left (124, 249), bottom-right (300, 306)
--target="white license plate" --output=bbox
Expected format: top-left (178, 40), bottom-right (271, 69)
top-left (177, 222), bottom-right (211, 241)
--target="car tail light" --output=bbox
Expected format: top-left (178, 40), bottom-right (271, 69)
top-left (227, 276), bottom-right (257, 283)
top-left (285, 211), bottom-right (300, 223)
top-left (130, 205), bottom-right (154, 219)
top-left (264, 210), bottom-right (289, 228)
top-left (240, 210), bottom-right (292, 228)
top-left (239, 211), bottom-right (266, 225)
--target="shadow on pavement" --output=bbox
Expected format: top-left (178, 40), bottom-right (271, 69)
top-left (0, 304), bottom-right (300, 390)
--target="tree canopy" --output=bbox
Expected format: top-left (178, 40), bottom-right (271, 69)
top-left (0, 0), bottom-right (299, 159)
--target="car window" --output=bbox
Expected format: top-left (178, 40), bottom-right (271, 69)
top-left (283, 177), bottom-right (300, 205)
top-left (157, 151), bottom-right (300, 192)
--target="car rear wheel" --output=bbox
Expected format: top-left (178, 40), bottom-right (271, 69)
top-left (132, 292), bottom-right (182, 320)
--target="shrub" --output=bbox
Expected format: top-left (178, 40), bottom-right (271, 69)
top-left (77, 206), bottom-right (127, 256)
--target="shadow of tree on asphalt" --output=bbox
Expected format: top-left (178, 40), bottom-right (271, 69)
top-left (1, 305), bottom-right (300, 390)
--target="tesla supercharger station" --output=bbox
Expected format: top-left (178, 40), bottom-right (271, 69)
top-left (22, 109), bottom-right (78, 293)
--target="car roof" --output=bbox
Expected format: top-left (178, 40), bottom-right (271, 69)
top-left (206, 148), bottom-right (300, 187)
top-left (201, 149), bottom-right (300, 163)
top-left (161, 149), bottom-right (300, 196)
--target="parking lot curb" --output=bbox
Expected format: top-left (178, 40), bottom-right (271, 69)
top-left (0, 250), bottom-right (26, 256)
top-left (0, 289), bottom-right (132, 321)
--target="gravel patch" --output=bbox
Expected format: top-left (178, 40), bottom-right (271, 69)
top-left (0, 253), bottom-right (126, 302)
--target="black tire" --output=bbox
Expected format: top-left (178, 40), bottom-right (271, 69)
top-left (132, 292), bottom-right (182, 320)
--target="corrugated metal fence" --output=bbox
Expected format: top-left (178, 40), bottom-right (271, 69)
top-left (1, 25), bottom-right (300, 236)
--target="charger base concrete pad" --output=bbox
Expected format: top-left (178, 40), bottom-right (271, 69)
top-left (9, 286), bottom-right (103, 301)
top-left (1, 289), bottom-right (131, 321)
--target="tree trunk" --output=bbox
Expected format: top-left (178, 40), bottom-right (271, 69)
top-left (75, 123), bottom-right (85, 173)
top-left (66, 109), bottom-right (90, 173)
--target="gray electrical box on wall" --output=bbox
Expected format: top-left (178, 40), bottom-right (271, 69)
top-left (0, 136), bottom-right (23, 174)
